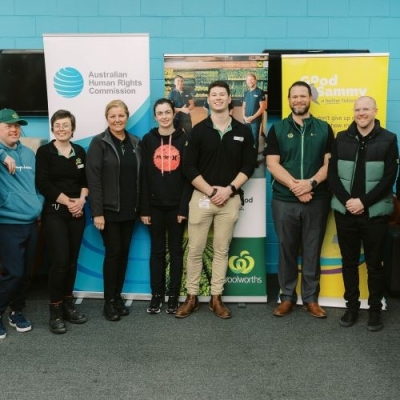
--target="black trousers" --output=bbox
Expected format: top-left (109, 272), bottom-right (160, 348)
top-left (43, 210), bottom-right (85, 302)
top-left (148, 206), bottom-right (185, 296)
top-left (334, 211), bottom-right (388, 311)
top-left (100, 220), bottom-right (135, 300)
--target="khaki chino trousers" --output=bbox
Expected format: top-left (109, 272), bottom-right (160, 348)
top-left (185, 189), bottom-right (241, 295)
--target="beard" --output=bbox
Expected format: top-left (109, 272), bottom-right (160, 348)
top-left (290, 103), bottom-right (310, 116)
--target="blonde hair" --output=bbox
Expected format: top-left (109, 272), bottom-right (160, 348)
top-left (105, 99), bottom-right (130, 119)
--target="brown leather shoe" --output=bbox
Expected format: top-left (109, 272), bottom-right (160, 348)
top-left (209, 295), bottom-right (231, 319)
top-left (273, 300), bottom-right (295, 317)
top-left (175, 294), bottom-right (199, 318)
top-left (303, 302), bottom-right (327, 318)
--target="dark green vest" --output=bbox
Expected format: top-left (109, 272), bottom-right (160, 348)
top-left (272, 116), bottom-right (330, 201)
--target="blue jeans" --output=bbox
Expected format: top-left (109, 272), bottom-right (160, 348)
top-left (245, 121), bottom-right (261, 149)
top-left (272, 198), bottom-right (330, 303)
top-left (0, 223), bottom-right (37, 314)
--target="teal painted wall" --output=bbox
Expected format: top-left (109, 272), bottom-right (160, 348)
top-left (1, 0), bottom-right (400, 273)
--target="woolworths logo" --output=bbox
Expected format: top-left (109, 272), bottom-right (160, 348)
top-left (228, 250), bottom-right (255, 275)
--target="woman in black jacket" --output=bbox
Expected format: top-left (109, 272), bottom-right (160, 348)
top-left (36, 109), bottom-right (88, 334)
top-left (140, 98), bottom-right (191, 314)
top-left (86, 100), bottom-right (141, 321)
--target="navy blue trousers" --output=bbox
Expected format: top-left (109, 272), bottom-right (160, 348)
top-left (0, 223), bottom-right (36, 315)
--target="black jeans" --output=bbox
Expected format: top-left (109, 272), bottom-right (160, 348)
top-left (334, 211), bottom-right (388, 311)
top-left (148, 206), bottom-right (185, 296)
top-left (100, 220), bottom-right (135, 300)
top-left (43, 209), bottom-right (85, 302)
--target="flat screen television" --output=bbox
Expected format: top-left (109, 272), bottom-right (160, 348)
top-left (262, 49), bottom-right (370, 116)
top-left (0, 50), bottom-right (48, 116)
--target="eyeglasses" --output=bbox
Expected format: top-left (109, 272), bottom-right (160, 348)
top-left (53, 124), bottom-right (72, 130)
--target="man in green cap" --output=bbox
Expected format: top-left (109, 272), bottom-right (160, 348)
top-left (0, 109), bottom-right (43, 340)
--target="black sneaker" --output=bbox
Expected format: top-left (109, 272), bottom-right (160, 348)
top-left (8, 311), bottom-right (32, 332)
top-left (166, 296), bottom-right (180, 314)
top-left (367, 310), bottom-right (383, 332)
top-left (339, 310), bottom-right (358, 327)
top-left (147, 295), bottom-right (162, 314)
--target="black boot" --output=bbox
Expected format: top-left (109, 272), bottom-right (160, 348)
top-left (367, 309), bottom-right (383, 332)
top-left (49, 302), bottom-right (67, 334)
top-left (115, 295), bottom-right (129, 317)
top-left (63, 296), bottom-right (87, 324)
top-left (104, 299), bottom-right (120, 321)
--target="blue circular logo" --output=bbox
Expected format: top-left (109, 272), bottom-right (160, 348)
top-left (53, 67), bottom-right (84, 98)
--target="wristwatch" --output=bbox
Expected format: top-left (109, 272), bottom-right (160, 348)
top-left (309, 179), bottom-right (318, 189)
top-left (229, 184), bottom-right (237, 196)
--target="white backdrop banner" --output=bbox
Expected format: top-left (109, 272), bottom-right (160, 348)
top-left (43, 33), bottom-right (151, 298)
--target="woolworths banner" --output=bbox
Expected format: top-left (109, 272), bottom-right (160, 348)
top-left (281, 53), bottom-right (389, 308)
top-left (43, 33), bottom-right (151, 298)
top-left (164, 54), bottom-right (268, 302)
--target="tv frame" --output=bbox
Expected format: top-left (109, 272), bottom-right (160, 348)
top-left (262, 49), bottom-right (370, 116)
top-left (0, 49), bottom-right (49, 116)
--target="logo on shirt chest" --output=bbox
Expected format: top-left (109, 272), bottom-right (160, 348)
top-left (153, 144), bottom-right (180, 172)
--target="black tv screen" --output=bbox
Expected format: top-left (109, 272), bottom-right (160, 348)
top-left (262, 49), bottom-right (369, 116)
top-left (0, 50), bottom-right (48, 116)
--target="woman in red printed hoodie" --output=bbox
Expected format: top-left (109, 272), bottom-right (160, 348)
top-left (140, 98), bottom-right (191, 315)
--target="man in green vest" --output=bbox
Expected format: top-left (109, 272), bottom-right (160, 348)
top-left (264, 81), bottom-right (334, 319)
top-left (328, 96), bottom-right (399, 332)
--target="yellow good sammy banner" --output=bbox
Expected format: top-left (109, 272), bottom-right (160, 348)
top-left (281, 53), bottom-right (389, 308)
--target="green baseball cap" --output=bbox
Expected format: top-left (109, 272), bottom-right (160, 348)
top-left (0, 108), bottom-right (28, 126)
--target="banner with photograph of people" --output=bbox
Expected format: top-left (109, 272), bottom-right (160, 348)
top-left (281, 53), bottom-right (389, 308)
top-left (164, 54), bottom-right (268, 302)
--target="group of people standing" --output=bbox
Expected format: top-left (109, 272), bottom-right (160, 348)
top-left (0, 78), bottom-right (255, 339)
top-left (0, 77), bottom-right (399, 340)
top-left (265, 81), bottom-right (400, 332)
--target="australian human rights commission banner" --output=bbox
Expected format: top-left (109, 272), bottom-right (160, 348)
top-left (164, 54), bottom-right (268, 302)
top-left (281, 53), bottom-right (389, 308)
top-left (43, 33), bottom-right (151, 298)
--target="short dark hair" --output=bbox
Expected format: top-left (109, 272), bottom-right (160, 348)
top-left (288, 81), bottom-right (312, 97)
top-left (153, 98), bottom-right (175, 116)
top-left (51, 109), bottom-right (76, 132)
top-left (208, 80), bottom-right (231, 96)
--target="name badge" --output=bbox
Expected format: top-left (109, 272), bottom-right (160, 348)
top-left (199, 197), bottom-right (210, 209)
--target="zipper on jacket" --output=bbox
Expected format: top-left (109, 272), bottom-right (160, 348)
top-left (294, 121), bottom-right (306, 179)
